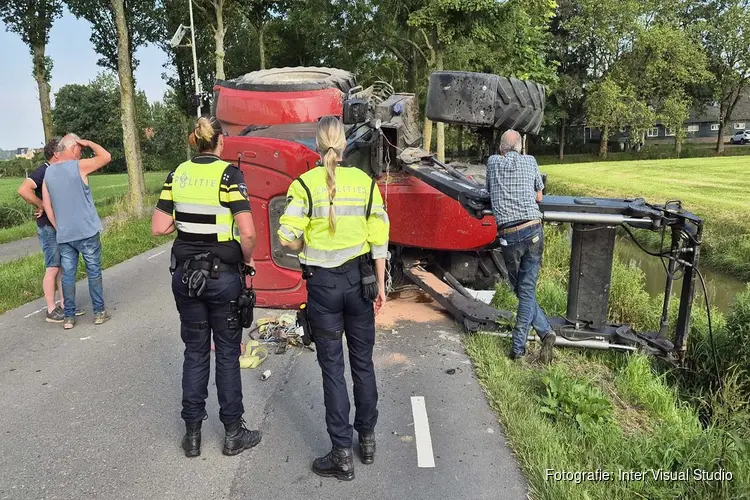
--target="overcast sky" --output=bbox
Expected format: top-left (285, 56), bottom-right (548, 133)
top-left (0, 9), bottom-right (170, 151)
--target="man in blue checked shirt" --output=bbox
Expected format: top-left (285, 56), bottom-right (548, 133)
top-left (486, 129), bottom-right (556, 363)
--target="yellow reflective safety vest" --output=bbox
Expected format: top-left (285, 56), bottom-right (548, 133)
top-left (171, 159), bottom-right (240, 243)
top-left (278, 166), bottom-right (390, 268)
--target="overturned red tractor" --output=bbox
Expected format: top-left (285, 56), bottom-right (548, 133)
top-left (213, 67), bottom-right (705, 365)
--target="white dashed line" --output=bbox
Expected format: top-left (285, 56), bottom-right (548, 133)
top-left (147, 250), bottom-right (166, 260)
top-left (411, 396), bottom-right (436, 468)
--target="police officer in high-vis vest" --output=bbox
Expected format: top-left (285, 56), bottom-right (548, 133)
top-left (278, 115), bottom-right (390, 481)
top-left (151, 116), bottom-right (262, 458)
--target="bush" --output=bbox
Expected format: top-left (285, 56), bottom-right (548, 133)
top-left (540, 364), bottom-right (614, 430)
top-left (0, 198), bottom-right (34, 229)
top-left (0, 158), bottom-right (36, 178)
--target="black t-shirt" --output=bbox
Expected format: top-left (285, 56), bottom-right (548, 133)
top-left (155, 155), bottom-right (252, 264)
top-left (27, 162), bottom-right (51, 228)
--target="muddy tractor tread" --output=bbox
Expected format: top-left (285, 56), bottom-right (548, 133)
top-left (425, 71), bottom-right (546, 135)
top-left (219, 66), bottom-right (357, 93)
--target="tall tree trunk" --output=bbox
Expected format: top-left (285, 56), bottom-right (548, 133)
top-left (558, 118), bottom-right (565, 160)
top-left (32, 44), bottom-right (54, 143)
top-left (716, 116), bottom-right (726, 154)
top-left (675, 136), bottom-right (682, 157)
top-left (259, 24), bottom-right (266, 70)
top-left (599, 125), bottom-right (609, 159)
top-left (214, 0), bottom-right (226, 80)
top-left (112, 0), bottom-right (146, 215)
top-left (435, 46), bottom-right (445, 162)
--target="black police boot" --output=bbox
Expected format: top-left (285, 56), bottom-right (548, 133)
top-left (182, 421), bottom-right (202, 458)
top-left (312, 447), bottom-right (355, 481)
top-left (222, 419), bottom-right (262, 456)
top-left (359, 430), bottom-right (376, 464)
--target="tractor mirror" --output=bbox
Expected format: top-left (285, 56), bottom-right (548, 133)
top-left (343, 99), bottom-right (368, 125)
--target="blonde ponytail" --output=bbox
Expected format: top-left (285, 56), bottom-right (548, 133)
top-left (190, 116), bottom-right (223, 152)
top-left (315, 115), bottom-right (347, 235)
top-left (323, 148), bottom-right (337, 234)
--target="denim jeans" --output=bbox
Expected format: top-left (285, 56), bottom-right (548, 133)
top-left (59, 233), bottom-right (105, 317)
top-left (500, 223), bottom-right (552, 355)
top-left (172, 267), bottom-right (245, 424)
top-left (37, 224), bottom-right (61, 268)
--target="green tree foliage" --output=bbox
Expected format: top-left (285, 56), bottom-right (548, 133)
top-left (142, 91), bottom-right (192, 169)
top-left (52, 73), bottom-right (149, 171)
top-left (695, 0), bottom-right (750, 152)
top-left (660, 94), bottom-right (691, 156)
top-left (236, 0), bottom-right (288, 70)
top-left (65, 0), bottom-right (163, 213)
top-left (65, 0), bottom-right (161, 72)
top-left (0, 0), bottom-right (63, 142)
top-left (586, 78), bottom-right (629, 158)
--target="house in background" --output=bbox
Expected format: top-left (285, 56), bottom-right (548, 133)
top-left (14, 147), bottom-right (38, 160)
top-left (583, 95), bottom-right (750, 147)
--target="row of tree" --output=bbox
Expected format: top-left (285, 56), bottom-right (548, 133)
top-left (3, 0), bottom-right (750, 211)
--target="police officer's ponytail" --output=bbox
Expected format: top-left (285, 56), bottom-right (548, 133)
top-left (316, 116), bottom-right (346, 235)
top-left (190, 116), bottom-right (223, 152)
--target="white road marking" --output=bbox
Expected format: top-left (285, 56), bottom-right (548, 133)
top-left (23, 307), bottom-right (46, 319)
top-left (411, 396), bottom-right (436, 468)
top-left (79, 336), bottom-right (92, 341)
top-left (23, 300), bottom-right (60, 319)
top-left (147, 250), bottom-right (166, 261)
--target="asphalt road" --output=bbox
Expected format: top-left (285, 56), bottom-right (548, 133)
top-left (0, 244), bottom-right (527, 500)
top-left (0, 235), bottom-right (40, 263)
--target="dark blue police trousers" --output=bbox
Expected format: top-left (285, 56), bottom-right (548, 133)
top-left (306, 260), bottom-right (379, 449)
top-left (172, 267), bottom-right (245, 425)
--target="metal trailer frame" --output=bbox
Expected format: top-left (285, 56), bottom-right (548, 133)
top-left (404, 157), bottom-right (704, 365)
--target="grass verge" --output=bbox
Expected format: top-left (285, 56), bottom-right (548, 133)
top-left (0, 199), bottom-right (171, 314)
top-left (466, 227), bottom-right (750, 499)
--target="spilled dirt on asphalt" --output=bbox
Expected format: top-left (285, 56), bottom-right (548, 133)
top-left (375, 290), bottom-right (450, 329)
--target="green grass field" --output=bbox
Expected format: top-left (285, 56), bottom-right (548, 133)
top-left (0, 172), bottom-right (167, 244)
top-left (542, 157), bottom-right (750, 281)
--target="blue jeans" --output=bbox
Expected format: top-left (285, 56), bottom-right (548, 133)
top-left (37, 225), bottom-right (61, 268)
top-left (59, 233), bottom-right (105, 317)
top-left (500, 223), bottom-right (552, 355)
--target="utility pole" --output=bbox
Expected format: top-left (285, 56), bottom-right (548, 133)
top-left (188, 0), bottom-right (201, 118)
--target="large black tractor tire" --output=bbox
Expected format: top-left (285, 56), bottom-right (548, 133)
top-left (218, 67), bottom-right (357, 93)
top-left (425, 71), bottom-right (546, 135)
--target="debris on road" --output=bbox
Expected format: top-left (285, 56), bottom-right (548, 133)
top-left (261, 369), bottom-right (272, 381)
top-left (239, 340), bottom-right (268, 369)
top-left (252, 315), bottom-right (306, 351)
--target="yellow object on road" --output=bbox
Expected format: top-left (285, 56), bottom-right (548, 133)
top-left (239, 340), bottom-right (268, 369)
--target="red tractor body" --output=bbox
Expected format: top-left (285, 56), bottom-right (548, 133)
top-left (213, 86), bottom-right (346, 136)
top-left (213, 67), bottom-right (517, 308)
top-left (220, 134), bottom-right (497, 308)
